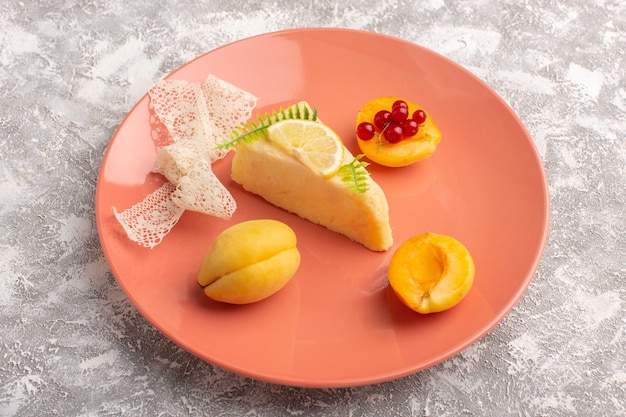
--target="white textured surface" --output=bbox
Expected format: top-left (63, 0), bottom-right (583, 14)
top-left (1, 1), bottom-right (624, 416)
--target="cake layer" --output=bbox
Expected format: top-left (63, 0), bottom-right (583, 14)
top-left (231, 137), bottom-right (393, 251)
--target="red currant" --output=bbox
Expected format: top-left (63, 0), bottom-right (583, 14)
top-left (390, 105), bottom-right (409, 122)
top-left (384, 122), bottom-right (404, 143)
top-left (412, 109), bottom-right (427, 124)
top-left (392, 100), bottom-right (408, 110)
top-left (356, 122), bottom-right (376, 140)
top-left (401, 119), bottom-right (419, 137)
top-left (374, 110), bottom-right (391, 130)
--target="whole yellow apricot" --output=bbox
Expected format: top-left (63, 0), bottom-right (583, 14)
top-left (197, 219), bottom-right (300, 304)
top-left (355, 97), bottom-right (442, 167)
top-left (388, 233), bottom-right (474, 313)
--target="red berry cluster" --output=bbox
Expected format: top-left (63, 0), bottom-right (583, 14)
top-left (357, 100), bottom-right (427, 144)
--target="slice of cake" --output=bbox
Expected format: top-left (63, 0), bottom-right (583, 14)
top-left (231, 104), bottom-right (393, 251)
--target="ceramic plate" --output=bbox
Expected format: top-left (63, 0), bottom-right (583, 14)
top-left (96, 28), bottom-right (549, 387)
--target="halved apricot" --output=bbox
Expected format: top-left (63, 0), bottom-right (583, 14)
top-left (355, 97), bottom-right (441, 167)
top-left (388, 233), bottom-right (474, 313)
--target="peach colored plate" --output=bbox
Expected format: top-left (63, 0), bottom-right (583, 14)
top-left (96, 28), bottom-right (549, 387)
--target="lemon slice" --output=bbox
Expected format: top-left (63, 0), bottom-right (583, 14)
top-left (266, 119), bottom-right (344, 178)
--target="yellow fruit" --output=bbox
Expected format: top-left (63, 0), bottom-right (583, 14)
top-left (267, 119), bottom-right (344, 178)
top-left (388, 233), bottom-right (474, 313)
top-left (197, 219), bottom-right (300, 304)
top-left (356, 97), bottom-right (442, 167)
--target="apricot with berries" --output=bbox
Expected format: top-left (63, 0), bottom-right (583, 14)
top-left (355, 97), bottom-right (442, 167)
